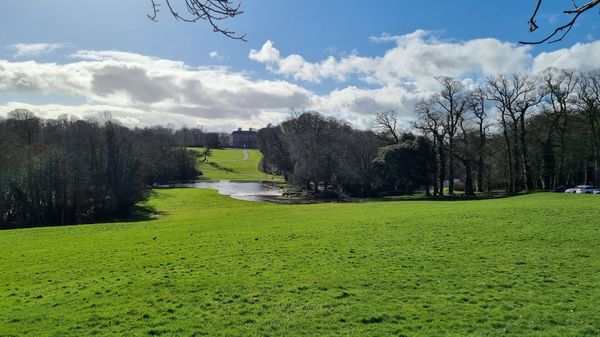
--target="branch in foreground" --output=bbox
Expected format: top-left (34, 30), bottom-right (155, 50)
top-left (520, 0), bottom-right (600, 44)
top-left (148, 0), bottom-right (246, 41)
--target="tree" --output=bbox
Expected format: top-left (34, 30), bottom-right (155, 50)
top-left (6, 109), bottom-right (40, 145)
top-left (434, 76), bottom-right (468, 195)
top-left (414, 98), bottom-right (446, 196)
top-left (487, 73), bottom-right (541, 192)
top-left (467, 87), bottom-right (490, 192)
top-left (521, 0), bottom-right (600, 44)
top-left (373, 134), bottom-right (431, 195)
top-left (576, 70), bottom-right (600, 185)
top-left (0, 113), bottom-right (200, 229)
top-left (541, 68), bottom-right (579, 188)
top-left (258, 112), bottom-right (381, 197)
top-left (374, 110), bottom-right (401, 144)
top-left (147, 0), bottom-right (245, 40)
top-left (257, 124), bottom-right (292, 177)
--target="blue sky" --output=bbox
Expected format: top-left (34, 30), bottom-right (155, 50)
top-left (1, 1), bottom-right (599, 130)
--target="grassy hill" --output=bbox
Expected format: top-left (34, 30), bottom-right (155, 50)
top-left (190, 148), bottom-right (282, 182)
top-left (2, 191), bottom-right (600, 336)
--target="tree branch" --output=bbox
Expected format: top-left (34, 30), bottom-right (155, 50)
top-left (520, 0), bottom-right (600, 44)
top-left (148, 0), bottom-right (246, 41)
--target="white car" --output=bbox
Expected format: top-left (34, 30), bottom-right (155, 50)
top-left (565, 185), bottom-right (592, 193)
top-left (594, 189), bottom-right (600, 194)
top-left (565, 187), bottom-right (577, 193)
top-left (575, 185), bottom-right (597, 194)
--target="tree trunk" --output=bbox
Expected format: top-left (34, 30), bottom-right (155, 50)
top-left (438, 135), bottom-right (446, 196)
top-left (501, 116), bottom-right (514, 193)
top-left (432, 137), bottom-right (439, 196)
top-left (448, 137), bottom-right (455, 195)
top-left (463, 159), bottom-right (474, 196)
top-left (477, 125), bottom-right (485, 192)
top-left (520, 116), bottom-right (533, 191)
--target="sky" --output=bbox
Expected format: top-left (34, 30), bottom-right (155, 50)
top-left (1, 1), bottom-right (600, 131)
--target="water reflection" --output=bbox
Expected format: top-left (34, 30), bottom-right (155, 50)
top-left (167, 180), bottom-right (284, 202)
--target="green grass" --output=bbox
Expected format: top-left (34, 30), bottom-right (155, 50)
top-left (190, 148), bottom-right (282, 181)
top-left (2, 191), bottom-right (600, 336)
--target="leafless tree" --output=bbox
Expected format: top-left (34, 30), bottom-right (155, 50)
top-left (541, 68), bottom-right (579, 187)
top-left (414, 98), bottom-right (446, 196)
top-left (467, 87), bottom-right (490, 192)
top-left (487, 73), bottom-right (541, 192)
top-left (434, 76), bottom-right (468, 195)
top-left (576, 70), bottom-right (600, 185)
top-left (6, 109), bottom-right (41, 146)
top-left (374, 110), bottom-right (400, 144)
top-left (148, 0), bottom-right (245, 40)
top-left (521, 0), bottom-right (600, 44)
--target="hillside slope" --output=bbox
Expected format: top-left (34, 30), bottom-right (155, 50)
top-left (2, 192), bottom-right (600, 336)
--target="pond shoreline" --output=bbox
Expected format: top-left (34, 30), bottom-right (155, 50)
top-left (156, 179), bottom-right (292, 203)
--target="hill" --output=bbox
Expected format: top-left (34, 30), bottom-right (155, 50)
top-left (190, 148), bottom-right (282, 182)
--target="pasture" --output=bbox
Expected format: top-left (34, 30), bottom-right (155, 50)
top-left (2, 189), bottom-right (600, 336)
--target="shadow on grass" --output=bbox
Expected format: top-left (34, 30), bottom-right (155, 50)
top-left (1, 204), bottom-right (164, 231)
top-left (207, 162), bottom-right (235, 173)
top-left (374, 191), bottom-right (531, 202)
top-left (105, 204), bottom-right (165, 223)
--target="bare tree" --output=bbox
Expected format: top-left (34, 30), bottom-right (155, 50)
top-left (148, 0), bottom-right (245, 40)
top-left (6, 109), bottom-right (40, 146)
top-left (456, 114), bottom-right (476, 196)
top-left (487, 73), bottom-right (541, 192)
top-left (467, 87), bottom-right (490, 192)
top-left (541, 68), bottom-right (579, 187)
top-left (521, 0), bottom-right (600, 44)
top-left (434, 76), bottom-right (468, 195)
top-left (374, 110), bottom-right (400, 144)
top-left (576, 70), bottom-right (600, 185)
top-left (414, 98), bottom-right (446, 196)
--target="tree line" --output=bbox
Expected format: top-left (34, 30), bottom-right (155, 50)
top-left (172, 127), bottom-right (229, 149)
top-left (0, 110), bottom-right (200, 229)
top-left (258, 68), bottom-right (600, 198)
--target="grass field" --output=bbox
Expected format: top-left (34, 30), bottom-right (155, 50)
top-left (2, 190), bottom-right (600, 336)
top-left (190, 148), bottom-right (282, 182)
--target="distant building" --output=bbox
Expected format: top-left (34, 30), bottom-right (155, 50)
top-left (229, 128), bottom-right (258, 149)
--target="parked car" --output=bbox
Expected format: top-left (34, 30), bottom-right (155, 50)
top-left (565, 186), bottom-right (582, 193)
top-left (565, 185), bottom-right (593, 193)
top-left (594, 189), bottom-right (600, 194)
top-left (576, 185), bottom-right (597, 194)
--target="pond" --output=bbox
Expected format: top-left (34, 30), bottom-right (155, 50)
top-left (165, 180), bottom-right (285, 202)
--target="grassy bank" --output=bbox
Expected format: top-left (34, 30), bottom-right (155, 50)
top-left (2, 190), bottom-right (600, 336)
top-left (190, 148), bottom-right (282, 182)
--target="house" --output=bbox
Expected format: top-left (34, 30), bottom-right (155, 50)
top-left (229, 128), bottom-right (258, 149)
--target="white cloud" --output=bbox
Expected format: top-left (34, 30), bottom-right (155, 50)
top-left (250, 40), bottom-right (378, 83)
top-left (246, 30), bottom-right (600, 128)
top-left (250, 31), bottom-right (533, 89)
top-left (11, 43), bottom-right (64, 58)
top-left (249, 40), bottom-right (281, 63)
top-left (0, 50), bottom-right (312, 130)
top-left (209, 51), bottom-right (219, 59)
top-left (4, 32), bottom-right (600, 131)
top-left (369, 32), bottom-right (405, 44)
top-left (532, 41), bottom-right (600, 73)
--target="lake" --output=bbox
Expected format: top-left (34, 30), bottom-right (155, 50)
top-left (165, 180), bottom-right (285, 202)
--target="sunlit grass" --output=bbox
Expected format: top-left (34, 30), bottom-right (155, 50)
top-left (2, 191), bottom-right (600, 336)
top-left (189, 148), bottom-right (282, 182)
